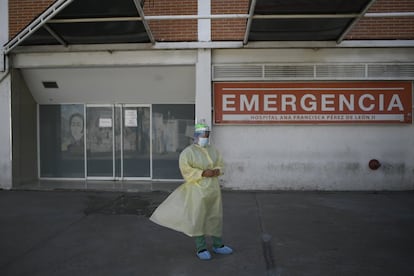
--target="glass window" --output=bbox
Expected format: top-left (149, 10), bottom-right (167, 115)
top-left (39, 104), bottom-right (85, 177)
top-left (152, 104), bottom-right (195, 179)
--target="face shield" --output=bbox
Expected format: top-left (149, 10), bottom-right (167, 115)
top-left (194, 123), bottom-right (210, 147)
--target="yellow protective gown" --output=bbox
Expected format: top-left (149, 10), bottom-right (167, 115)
top-left (150, 143), bottom-right (224, 237)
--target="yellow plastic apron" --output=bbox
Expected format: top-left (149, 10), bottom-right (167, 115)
top-left (150, 144), bottom-right (224, 237)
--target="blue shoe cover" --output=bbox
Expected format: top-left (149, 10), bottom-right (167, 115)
top-left (197, 250), bottom-right (212, 260)
top-left (213, 245), bottom-right (233, 254)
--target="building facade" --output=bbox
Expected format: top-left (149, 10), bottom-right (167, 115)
top-left (1, 0), bottom-right (414, 190)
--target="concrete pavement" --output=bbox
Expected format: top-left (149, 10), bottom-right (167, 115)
top-left (0, 188), bottom-right (413, 276)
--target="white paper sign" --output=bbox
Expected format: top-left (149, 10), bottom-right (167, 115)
top-left (125, 110), bottom-right (137, 127)
top-left (99, 118), bottom-right (112, 128)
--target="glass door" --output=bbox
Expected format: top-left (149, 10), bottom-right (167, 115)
top-left (85, 104), bottom-right (151, 179)
top-left (121, 105), bottom-right (151, 179)
top-left (86, 105), bottom-right (114, 179)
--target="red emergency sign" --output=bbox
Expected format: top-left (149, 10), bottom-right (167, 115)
top-left (214, 82), bottom-right (412, 124)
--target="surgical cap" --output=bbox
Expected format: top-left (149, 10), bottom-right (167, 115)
top-left (195, 123), bottom-right (210, 133)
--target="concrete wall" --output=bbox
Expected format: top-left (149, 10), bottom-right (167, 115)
top-left (0, 75), bottom-right (12, 190)
top-left (11, 69), bottom-right (38, 185)
top-left (20, 66), bottom-right (195, 105)
top-left (0, 0), bottom-right (12, 189)
top-left (214, 125), bottom-right (414, 190)
top-left (212, 48), bottom-right (414, 190)
top-left (13, 50), bottom-right (197, 105)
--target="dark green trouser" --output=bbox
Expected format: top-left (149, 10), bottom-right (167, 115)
top-left (195, 236), bottom-right (223, 252)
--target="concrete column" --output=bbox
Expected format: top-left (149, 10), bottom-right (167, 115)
top-left (195, 49), bottom-right (212, 127)
top-left (198, 0), bottom-right (211, 42)
top-left (0, 0), bottom-right (12, 190)
top-left (196, 0), bottom-right (212, 127)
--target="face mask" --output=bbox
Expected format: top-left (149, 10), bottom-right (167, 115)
top-left (198, 137), bottom-right (209, 147)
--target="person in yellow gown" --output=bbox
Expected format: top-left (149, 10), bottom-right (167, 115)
top-left (150, 122), bottom-right (233, 260)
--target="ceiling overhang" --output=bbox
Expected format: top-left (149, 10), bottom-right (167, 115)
top-left (3, 0), bottom-right (381, 54)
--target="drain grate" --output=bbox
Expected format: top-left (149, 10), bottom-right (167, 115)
top-left (84, 194), bottom-right (158, 217)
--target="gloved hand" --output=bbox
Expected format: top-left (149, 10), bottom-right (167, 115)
top-left (202, 169), bottom-right (220, 177)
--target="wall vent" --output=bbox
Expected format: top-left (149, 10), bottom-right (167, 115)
top-left (265, 65), bottom-right (314, 79)
top-left (212, 65), bottom-right (262, 80)
top-left (212, 63), bottom-right (414, 81)
top-left (316, 64), bottom-right (365, 79)
top-left (367, 64), bottom-right (414, 79)
top-left (42, 81), bottom-right (59, 88)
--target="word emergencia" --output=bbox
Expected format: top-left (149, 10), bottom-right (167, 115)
top-left (214, 82), bottom-right (412, 124)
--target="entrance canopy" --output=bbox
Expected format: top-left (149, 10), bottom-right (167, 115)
top-left (21, 0), bottom-right (152, 46)
top-left (248, 0), bottom-right (374, 42)
top-left (4, 0), bottom-right (376, 53)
